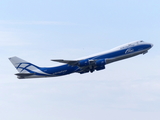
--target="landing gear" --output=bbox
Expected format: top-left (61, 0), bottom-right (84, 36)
top-left (90, 69), bottom-right (95, 73)
top-left (143, 51), bottom-right (148, 55)
top-left (89, 66), bottom-right (95, 73)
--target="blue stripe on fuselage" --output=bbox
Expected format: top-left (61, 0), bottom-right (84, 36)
top-left (40, 65), bottom-right (78, 76)
top-left (88, 44), bottom-right (150, 60)
top-left (38, 44), bottom-right (150, 76)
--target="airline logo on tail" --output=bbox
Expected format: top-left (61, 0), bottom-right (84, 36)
top-left (9, 57), bottom-right (51, 78)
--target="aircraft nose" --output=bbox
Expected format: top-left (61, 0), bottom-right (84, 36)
top-left (150, 43), bottom-right (153, 48)
top-left (145, 43), bottom-right (153, 49)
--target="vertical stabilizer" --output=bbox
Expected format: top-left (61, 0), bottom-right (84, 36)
top-left (9, 56), bottom-right (39, 73)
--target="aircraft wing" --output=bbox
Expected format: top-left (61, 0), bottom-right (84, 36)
top-left (51, 58), bottom-right (116, 65)
top-left (51, 59), bottom-right (79, 66)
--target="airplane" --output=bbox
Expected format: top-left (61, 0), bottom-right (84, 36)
top-left (9, 40), bottom-right (153, 79)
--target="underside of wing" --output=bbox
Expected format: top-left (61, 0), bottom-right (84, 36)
top-left (76, 66), bottom-right (91, 74)
top-left (52, 58), bottom-right (108, 74)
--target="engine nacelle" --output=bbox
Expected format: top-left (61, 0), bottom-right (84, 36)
top-left (95, 65), bottom-right (105, 71)
top-left (78, 59), bottom-right (106, 72)
top-left (79, 70), bottom-right (89, 74)
top-left (94, 59), bottom-right (106, 71)
top-left (79, 59), bottom-right (90, 67)
top-left (95, 59), bottom-right (106, 66)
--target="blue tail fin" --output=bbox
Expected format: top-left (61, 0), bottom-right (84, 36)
top-left (9, 56), bottom-right (40, 73)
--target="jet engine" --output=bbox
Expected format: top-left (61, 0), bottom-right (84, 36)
top-left (94, 59), bottom-right (106, 71)
top-left (95, 65), bottom-right (105, 71)
top-left (78, 59), bottom-right (90, 67)
top-left (78, 59), bottom-right (107, 73)
top-left (94, 59), bottom-right (106, 66)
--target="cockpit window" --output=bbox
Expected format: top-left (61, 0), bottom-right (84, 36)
top-left (140, 40), bottom-right (143, 42)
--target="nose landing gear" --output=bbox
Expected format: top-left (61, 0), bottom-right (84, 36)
top-left (143, 51), bottom-right (148, 55)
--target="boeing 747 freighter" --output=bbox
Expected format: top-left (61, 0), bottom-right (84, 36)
top-left (9, 40), bottom-right (153, 79)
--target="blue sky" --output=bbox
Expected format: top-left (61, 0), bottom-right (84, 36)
top-left (1, 0), bottom-right (160, 120)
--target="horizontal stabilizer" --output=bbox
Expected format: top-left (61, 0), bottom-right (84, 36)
top-left (51, 59), bottom-right (79, 66)
top-left (15, 73), bottom-right (35, 77)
